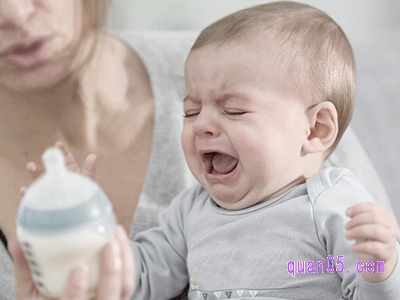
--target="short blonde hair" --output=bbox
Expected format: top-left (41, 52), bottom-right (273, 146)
top-left (65, 0), bottom-right (111, 79)
top-left (191, 1), bottom-right (356, 153)
top-left (81, 0), bottom-right (111, 36)
top-left (62, 1), bottom-right (112, 98)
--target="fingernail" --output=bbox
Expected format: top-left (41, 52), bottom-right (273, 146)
top-left (346, 207), bottom-right (352, 216)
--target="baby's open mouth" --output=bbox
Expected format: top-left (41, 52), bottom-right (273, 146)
top-left (203, 152), bottom-right (239, 175)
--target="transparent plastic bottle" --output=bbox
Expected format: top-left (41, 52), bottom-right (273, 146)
top-left (16, 148), bottom-right (116, 297)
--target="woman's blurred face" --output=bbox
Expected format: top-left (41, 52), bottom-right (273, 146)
top-left (0, 0), bottom-right (84, 93)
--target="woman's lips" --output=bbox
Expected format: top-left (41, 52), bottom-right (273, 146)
top-left (1, 37), bottom-right (51, 69)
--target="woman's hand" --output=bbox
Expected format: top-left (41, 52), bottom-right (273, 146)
top-left (10, 226), bottom-right (135, 300)
top-left (20, 141), bottom-right (97, 195)
top-left (10, 238), bottom-right (90, 300)
top-left (16, 141), bottom-right (136, 299)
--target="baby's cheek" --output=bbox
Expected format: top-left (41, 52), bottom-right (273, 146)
top-left (180, 129), bottom-right (193, 154)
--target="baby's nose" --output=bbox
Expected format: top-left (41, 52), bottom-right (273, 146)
top-left (193, 110), bottom-right (221, 138)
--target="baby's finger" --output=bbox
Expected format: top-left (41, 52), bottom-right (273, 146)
top-left (115, 226), bottom-right (135, 300)
top-left (55, 141), bottom-right (80, 173)
top-left (345, 210), bottom-right (389, 231)
top-left (346, 202), bottom-right (385, 218)
top-left (350, 240), bottom-right (391, 259)
top-left (20, 186), bottom-right (27, 196)
top-left (81, 154), bottom-right (97, 180)
top-left (345, 224), bottom-right (395, 244)
top-left (26, 161), bottom-right (43, 180)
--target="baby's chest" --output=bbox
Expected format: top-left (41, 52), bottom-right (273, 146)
top-left (184, 209), bottom-right (338, 299)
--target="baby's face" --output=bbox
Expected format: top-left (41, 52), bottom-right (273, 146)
top-left (182, 42), bottom-right (311, 210)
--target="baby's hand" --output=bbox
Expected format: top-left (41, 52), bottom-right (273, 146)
top-left (20, 141), bottom-right (97, 195)
top-left (345, 202), bottom-right (398, 282)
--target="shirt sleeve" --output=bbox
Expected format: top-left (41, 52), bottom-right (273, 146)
top-left (311, 168), bottom-right (400, 300)
top-left (130, 185), bottom-right (203, 300)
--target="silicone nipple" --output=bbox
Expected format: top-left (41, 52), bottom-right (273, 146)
top-left (18, 147), bottom-right (107, 228)
top-left (42, 147), bottom-right (67, 177)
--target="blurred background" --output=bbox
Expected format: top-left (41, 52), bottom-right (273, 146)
top-left (107, 1), bottom-right (400, 218)
top-left (107, 0), bottom-right (399, 46)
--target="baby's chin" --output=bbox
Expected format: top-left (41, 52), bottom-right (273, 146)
top-left (210, 192), bottom-right (261, 211)
top-left (209, 185), bottom-right (289, 211)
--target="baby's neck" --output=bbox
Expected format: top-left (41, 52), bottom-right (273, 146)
top-left (267, 175), bottom-right (308, 200)
top-left (261, 157), bottom-right (325, 203)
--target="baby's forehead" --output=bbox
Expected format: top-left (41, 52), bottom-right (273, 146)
top-left (190, 39), bottom-right (302, 90)
top-left (186, 47), bottom-right (311, 105)
top-left (189, 30), bottom-right (280, 63)
top-left (187, 25), bottom-right (315, 86)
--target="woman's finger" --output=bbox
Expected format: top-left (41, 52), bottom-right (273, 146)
top-left (97, 239), bottom-right (123, 300)
top-left (115, 226), bottom-right (135, 300)
top-left (60, 266), bottom-right (91, 300)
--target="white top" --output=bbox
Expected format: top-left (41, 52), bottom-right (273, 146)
top-left (131, 168), bottom-right (400, 300)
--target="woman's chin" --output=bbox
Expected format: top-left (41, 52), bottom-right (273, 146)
top-left (1, 63), bottom-right (71, 94)
top-left (0, 48), bottom-right (78, 94)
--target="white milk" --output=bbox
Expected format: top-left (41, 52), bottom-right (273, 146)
top-left (17, 216), bottom-right (115, 297)
top-left (16, 148), bottom-right (117, 297)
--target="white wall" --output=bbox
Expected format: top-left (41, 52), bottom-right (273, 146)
top-left (108, 0), bottom-right (400, 46)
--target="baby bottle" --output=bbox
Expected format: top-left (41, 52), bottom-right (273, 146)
top-left (16, 148), bottom-right (116, 297)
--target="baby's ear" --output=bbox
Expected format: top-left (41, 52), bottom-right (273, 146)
top-left (302, 101), bottom-right (338, 154)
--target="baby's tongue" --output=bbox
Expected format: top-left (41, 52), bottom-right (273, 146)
top-left (212, 153), bottom-right (238, 174)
